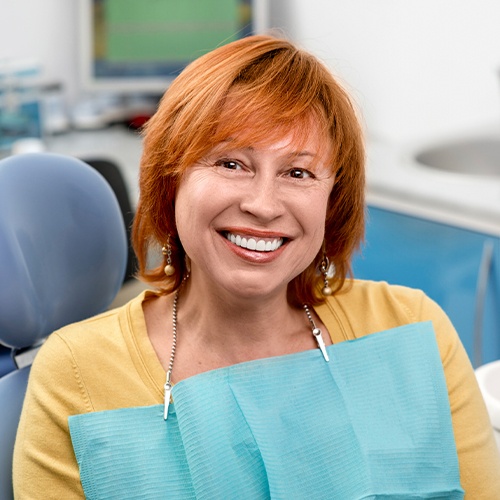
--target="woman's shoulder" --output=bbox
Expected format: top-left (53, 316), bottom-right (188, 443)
top-left (336, 278), bottom-right (431, 319)
top-left (34, 290), bottom-right (149, 369)
top-left (315, 279), bottom-right (455, 344)
top-left (26, 290), bottom-right (160, 412)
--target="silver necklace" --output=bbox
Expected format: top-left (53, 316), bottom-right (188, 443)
top-left (163, 290), bottom-right (178, 419)
top-left (163, 290), bottom-right (330, 420)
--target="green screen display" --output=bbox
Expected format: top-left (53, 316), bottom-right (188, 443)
top-left (92, 0), bottom-right (254, 76)
top-left (104, 0), bottom-right (243, 62)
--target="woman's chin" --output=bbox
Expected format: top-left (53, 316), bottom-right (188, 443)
top-left (198, 273), bottom-right (290, 304)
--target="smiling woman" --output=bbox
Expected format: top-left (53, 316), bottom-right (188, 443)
top-left (135, 36), bottom-right (365, 306)
top-left (13, 34), bottom-right (500, 499)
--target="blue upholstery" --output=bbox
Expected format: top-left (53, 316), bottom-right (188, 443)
top-left (0, 346), bottom-right (15, 378)
top-left (0, 152), bottom-right (128, 500)
top-left (0, 367), bottom-right (30, 500)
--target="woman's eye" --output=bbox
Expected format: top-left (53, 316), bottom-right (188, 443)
top-left (215, 159), bottom-right (242, 170)
top-left (288, 168), bottom-right (313, 179)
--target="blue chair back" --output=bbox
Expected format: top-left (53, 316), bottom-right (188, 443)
top-left (0, 152), bottom-right (128, 500)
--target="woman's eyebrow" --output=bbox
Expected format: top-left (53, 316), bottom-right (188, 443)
top-left (290, 151), bottom-right (316, 157)
top-left (211, 142), bottom-right (318, 159)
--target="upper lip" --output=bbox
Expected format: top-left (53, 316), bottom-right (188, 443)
top-left (219, 227), bottom-right (291, 240)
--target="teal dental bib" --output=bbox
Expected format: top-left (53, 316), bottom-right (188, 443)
top-left (69, 322), bottom-right (464, 499)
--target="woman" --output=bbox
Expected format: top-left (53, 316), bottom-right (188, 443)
top-left (14, 35), bottom-right (500, 498)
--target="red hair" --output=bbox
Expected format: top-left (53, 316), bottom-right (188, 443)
top-left (132, 34), bottom-right (365, 306)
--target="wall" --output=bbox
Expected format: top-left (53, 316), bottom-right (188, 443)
top-left (272, 0), bottom-right (500, 144)
top-left (2, 0), bottom-right (500, 144)
top-left (0, 0), bottom-right (79, 102)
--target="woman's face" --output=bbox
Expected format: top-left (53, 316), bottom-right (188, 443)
top-left (175, 124), bottom-right (335, 302)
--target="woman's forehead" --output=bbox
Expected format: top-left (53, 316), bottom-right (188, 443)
top-left (213, 131), bottom-right (322, 156)
top-left (209, 118), bottom-right (333, 166)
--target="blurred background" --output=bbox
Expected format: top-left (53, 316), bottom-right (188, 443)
top-left (1, 0), bottom-right (500, 144)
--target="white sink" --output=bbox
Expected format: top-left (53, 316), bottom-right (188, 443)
top-left (475, 360), bottom-right (500, 451)
top-left (415, 138), bottom-right (500, 176)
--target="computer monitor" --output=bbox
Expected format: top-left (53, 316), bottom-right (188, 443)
top-left (78, 0), bottom-right (269, 94)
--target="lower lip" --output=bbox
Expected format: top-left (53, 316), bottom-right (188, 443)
top-left (220, 234), bottom-right (288, 263)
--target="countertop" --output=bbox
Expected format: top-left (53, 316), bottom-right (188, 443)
top-left (366, 137), bottom-right (500, 236)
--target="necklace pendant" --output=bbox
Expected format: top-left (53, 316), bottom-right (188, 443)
top-left (164, 381), bottom-right (172, 420)
top-left (304, 304), bottom-right (330, 363)
top-left (312, 327), bottom-right (330, 362)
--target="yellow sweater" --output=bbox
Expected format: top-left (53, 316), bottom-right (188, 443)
top-left (13, 280), bottom-right (500, 498)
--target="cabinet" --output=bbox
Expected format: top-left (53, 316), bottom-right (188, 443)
top-left (352, 206), bottom-right (500, 366)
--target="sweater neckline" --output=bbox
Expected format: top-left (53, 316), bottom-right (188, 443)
top-left (120, 289), bottom-right (350, 401)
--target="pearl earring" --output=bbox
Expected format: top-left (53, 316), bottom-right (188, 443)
top-left (321, 255), bottom-right (333, 296)
top-left (162, 239), bottom-right (175, 277)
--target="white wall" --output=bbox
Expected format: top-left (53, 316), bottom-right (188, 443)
top-left (272, 0), bottom-right (500, 144)
top-left (0, 0), bottom-right (79, 102)
top-left (2, 0), bottom-right (500, 144)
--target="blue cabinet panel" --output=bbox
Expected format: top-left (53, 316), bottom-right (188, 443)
top-left (352, 206), bottom-right (500, 365)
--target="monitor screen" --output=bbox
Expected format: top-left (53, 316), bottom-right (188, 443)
top-left (78, 0), bottom-right (269, 94)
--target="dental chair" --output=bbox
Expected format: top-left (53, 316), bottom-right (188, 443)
top-left (81, 157), bottom-right (137, 282)
top-left (0, 153), bottom-right (127, 500)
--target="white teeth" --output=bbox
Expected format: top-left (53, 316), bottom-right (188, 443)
top-left (225, 232), bottom-right (284, 252)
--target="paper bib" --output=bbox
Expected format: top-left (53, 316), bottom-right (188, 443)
top-left (69, 322), bottom-right (464, 499)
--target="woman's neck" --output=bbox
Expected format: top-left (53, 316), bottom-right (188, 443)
top-left (144, 272), bottom-right (329, 382)
top-left (176, 278), bottom-right (309, 364)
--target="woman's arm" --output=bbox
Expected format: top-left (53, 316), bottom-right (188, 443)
top-left (419, 294), bottom-right (500, 498)
top-left (13, 333), bottom-right (89, 499)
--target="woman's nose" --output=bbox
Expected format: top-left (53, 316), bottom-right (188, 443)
top-left (238, 174), bottom-right (285, 222)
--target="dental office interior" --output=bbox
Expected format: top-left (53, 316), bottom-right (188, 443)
top-left (1, 0), bottom-right (499, 452)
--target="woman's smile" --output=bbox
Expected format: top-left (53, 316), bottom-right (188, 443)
top-left (218, 229), bottom-right (290, 265)
top-left (222, 230), bottom-right (286, 252)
